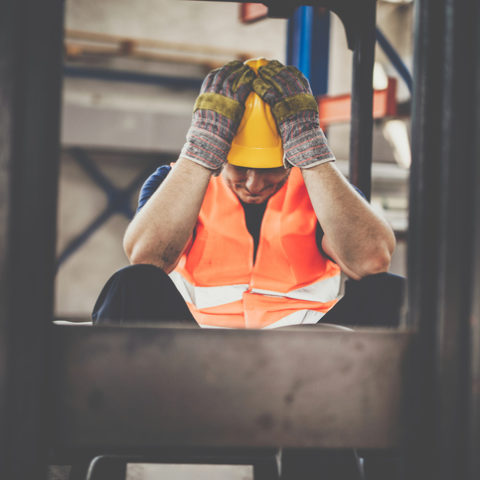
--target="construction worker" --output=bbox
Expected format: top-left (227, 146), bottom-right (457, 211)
top-left (92, 58), bottom-right (403, 329)
top-left (92, 58), bottom-right (403, 479)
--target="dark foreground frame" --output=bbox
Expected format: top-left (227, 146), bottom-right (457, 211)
top-left (1, 0), bottom-right (480, 479)
top-left (50, 326), bottom-right (412, 454)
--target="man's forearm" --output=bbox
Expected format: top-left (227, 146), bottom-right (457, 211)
top-left (301, 162), bottom-right (396, 279)
top-left (123, 61), bottom-right (255, 272)
top-left (123, 157), bottom-right (213, 272)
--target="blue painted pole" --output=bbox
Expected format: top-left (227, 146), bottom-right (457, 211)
top-left (287, 7), bottom-right (330, 96)
top-left (298, 6), bottom-right (313, 80)
top-left (310, 9), bottom-right (330, 96)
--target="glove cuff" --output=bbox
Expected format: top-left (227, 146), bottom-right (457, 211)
top-left (271, 93), bottom-right (318, 123)
top-left (194, 93), bottom-right (244, 127)
top-left (283, 128), bottom-right (336, 169)
top-left (181, 126), bottom-right (230, 171)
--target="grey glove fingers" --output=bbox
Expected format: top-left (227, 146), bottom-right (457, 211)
top-left (258, 60), bottom-right (301, 95)
top-left (200, 60), bottom-right (244, 94)
top-left (269, 66), bottom-right (310, 97)
top-left (256, 60), bottom-right (285, 80)
top-left (209, 60), bottom-right (245, 94)
top-left (199, 69), bottom-right (219, 94)
top-left (230, 66), bottom-right (256, 100)
top-left (257, 64), bottom-right (285, 95)
top-left (258, 62), bottom-right (312, 97)
top-left (182, 61), bottom-right (254, 172)
top-left (251, 76), bottom-right (278, 106)
top-left (286, 65), bottom-right (312, 92)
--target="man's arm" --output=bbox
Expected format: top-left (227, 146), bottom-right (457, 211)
top-left (302, 162), bottom-right (395, 280)
top-left (124, 158), bottom-right (212, 272)
top-left (252, 60), bottom-right (395, 279)
top-left (123, 61), bottom-right (255, 272)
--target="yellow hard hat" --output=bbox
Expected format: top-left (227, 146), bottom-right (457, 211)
top-left (227, 58), bottom-right (284, 169)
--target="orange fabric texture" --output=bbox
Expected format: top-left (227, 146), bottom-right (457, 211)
top-left (174, 167), bottom-right (341, 328)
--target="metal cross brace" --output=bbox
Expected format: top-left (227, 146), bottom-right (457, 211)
top-left (56, 148), bottom-right (157, 270)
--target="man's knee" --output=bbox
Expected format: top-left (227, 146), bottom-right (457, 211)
top-left (345, 272), bottom-right (405, 327)
top-left (345, 272), bottom-right (405, 302)
top-left (108, 263), bottom-right (168, 287)
top-left (92, 264), bottom-right (169, 325)
top-left (321, 273), bottom-right (405, 328)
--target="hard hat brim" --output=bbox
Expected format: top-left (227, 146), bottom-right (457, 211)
top-left (228, 144), bottom-right (284, 169)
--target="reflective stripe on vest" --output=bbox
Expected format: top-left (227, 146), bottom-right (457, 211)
top-left (170, 271), bottom-right (340, 309)
top-left (173, 167), bottom-right (341, 328)
top-left (169, 271), bottom-right (249, 309)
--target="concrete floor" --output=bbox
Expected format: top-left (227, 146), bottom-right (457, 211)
top-left (127, 464), bottom-right (252, 480)
top-left (48, 463), bottom-right (253, 480)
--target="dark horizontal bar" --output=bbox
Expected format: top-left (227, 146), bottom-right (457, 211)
top-left (63, 65), bottom-right (204, 89)
top-left (51, 326), bottom-right (413, 452)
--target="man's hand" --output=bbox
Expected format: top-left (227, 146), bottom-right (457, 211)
top-left (253, 60), bottom-right (335, 169)
top-left (181, 60), bottom-right (256, 171)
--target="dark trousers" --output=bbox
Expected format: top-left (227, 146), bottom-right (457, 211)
top-left (92, 263), bottom-right (404, 328)
top-left (91, 264), bottom-right (405, 480)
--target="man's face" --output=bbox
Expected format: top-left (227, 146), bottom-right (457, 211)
top-left (222, 163), bottom-right (290, 204)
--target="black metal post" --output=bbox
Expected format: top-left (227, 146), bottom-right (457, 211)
top-left (405, 3), bottom-right (445, 475)
top-left (468, 6), bottom-right (480, 479)
top-left (0, 0), bottom-right (65, 479)
top-left (407, 0), bottom-right (479, 479)
top-left (348, 0), bottom-right (376, 200)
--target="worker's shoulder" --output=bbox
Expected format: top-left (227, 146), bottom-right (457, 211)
top-left (151, 164), bottom-right (172, 180)
top-left (137, 165), bottom-right (172, 211)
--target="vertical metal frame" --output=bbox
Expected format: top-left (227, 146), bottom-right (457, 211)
top-left (348, 0), bottom-right (376, 201)
top-left (0, 0), bottom-right (65, 479)
top-left (468, 4), bottom-right (480, 480)
top-left (468, 4), bottom-right (480, 479)
top-left (407, 0), bottom-right (479, 479)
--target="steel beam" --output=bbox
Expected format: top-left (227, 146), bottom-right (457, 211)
top-left (50, 326), bottom-right (413, 453)
top-left (0, 0), bottom-right (65, 479)
top-left (194, 1), bottom-right (369, 50)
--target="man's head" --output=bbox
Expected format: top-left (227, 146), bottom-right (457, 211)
top-left (222, 163), bottom-right (290, 204)
top-left (224, 58), bottom-right (288, 204)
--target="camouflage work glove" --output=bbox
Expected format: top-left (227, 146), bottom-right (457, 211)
top-left (253, 60), bottom-right (335, 169)
top-left (181, 60), bottom-right (256, 171)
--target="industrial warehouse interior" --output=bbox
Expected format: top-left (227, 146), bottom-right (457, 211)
top-left (1, 0), bottom-right (479, 480)
top-left (56, 0), bottom-right (411, 319)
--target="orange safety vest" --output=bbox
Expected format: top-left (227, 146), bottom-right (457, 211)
top-left (170, 167), bottom-right (341, 329)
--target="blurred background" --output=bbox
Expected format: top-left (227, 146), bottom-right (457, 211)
top-left (56, 0), bottom-right (413, 319)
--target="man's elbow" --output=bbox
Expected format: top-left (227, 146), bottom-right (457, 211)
top-left (124, 240), bottom-right (178, 274)
top-left (357, 246), bottom-right (393, 278)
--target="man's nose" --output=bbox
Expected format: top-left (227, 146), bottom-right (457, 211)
top-left (244, 171), bottom-right (265, 194)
